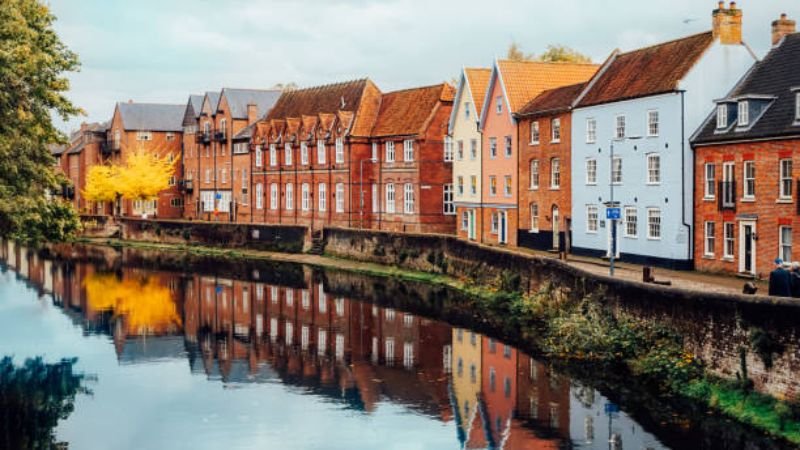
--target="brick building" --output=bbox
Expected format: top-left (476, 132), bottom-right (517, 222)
top-left (180, 94), bottom-right (205, 219)
top-left (516, 83), bottom-right (585, 252)
top-left (692, 20), bottom-right (799, 278)
top-left (107, 101), bottom-right (185, 218)
top-left (50, 122), bottom-right (109, 214)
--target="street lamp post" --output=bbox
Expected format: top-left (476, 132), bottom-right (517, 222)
top-left (359, 157), bottom-right (377, 229)
top-left (608, 136), bottom-right (641, 277)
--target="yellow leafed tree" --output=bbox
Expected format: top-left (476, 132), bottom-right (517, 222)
top-left (83, 165), bottom-right (120, 203)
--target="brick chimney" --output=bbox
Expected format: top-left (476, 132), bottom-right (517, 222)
top-left (712, 2), bottom-right (743, 45)
top-left (772, 13), bottom-right (796, 46)
top-left (247, 104), bottom-right (258, 125)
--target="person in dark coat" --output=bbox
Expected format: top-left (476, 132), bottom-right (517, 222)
top-left (768, 258), bottom-right (792, 297)
top-left (790, 262), bottom-right (800, 298)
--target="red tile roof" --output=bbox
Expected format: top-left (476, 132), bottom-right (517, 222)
top-left (464, 68), bottom-right (491, 115)
top-left (496, 60), bottom-right (599, 113)
top-left (577, 31), bottom-right (715, 108)
top-left (371, 83), bottom-right (455, 138)
top-left (516, 82), bottom-right (586, 117)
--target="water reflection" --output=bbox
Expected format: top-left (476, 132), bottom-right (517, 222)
top-left (0, 241), bottom-right (786, 449)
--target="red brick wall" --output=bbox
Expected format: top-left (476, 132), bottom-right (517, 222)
top-left (694, 139), bottom-right (800, 278)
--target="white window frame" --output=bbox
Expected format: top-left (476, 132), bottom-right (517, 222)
top-left (717, 104), bottom-right (728, 129)
top-left (335, 137), bottom-right (344, 163)
top-left (255, 145), bottom-right (263, 167)
top-left (586, 118), bottom-right (596, 143)
top-left (403, 183), bottom-right (414, 214)
top-left (470, 175), bottom-right (477, 195)
top-left (586, 158), bottom-right (597, 185)
top-left (385, 183), bottom-right (396, 214)
top-left (551, 118), bottom-right (561, 143)
top-left (496, 96), bottom-right (503, 114)
top-left (646, 153), bottom-right (661, 184)
top-left (269, 144), bottom-right (277, 167)
top-left (136, 131), bottom-right (152, 141)
top-left (530, 203), bottom-right (539, 232)
top-left (255, 183), bottom-right (263, 209)
top-left (443, 184), bottom-right (455, 215)
top-left (647, 208), bottom-right (662, 240)
top-left (371, 183), bottom-right (378, 212)
top-left (780, 226), bottom-right (793, 262)
top-left (489, 137), bottom-right (497, 159)
top-left (530, 160), bottom-right (539, 189)
top-left (270, 183), bottom-right (278, 210)
top-left (470, 139), bottom-right (478, 160)
top-left (318, 183), bottom-right (327, 211)
top-left (284, 143), bottom-right (293, 166)
top-left (335, 183), bottom-right (345, 213)
top-left (457, 176), bottom-right (464, 195)
top-left (780, 159), bottom-right (793, 199)
top-left (615, 114), bottom-right (626, 139)
top-left (611, 156), bottom-right (622, 185)
top-left (385, 141), bottom-right (395, 163)
top-left (743, 160), bottom-right (755, 199)
top-left (530, 121), bottom-right (540, 145)
top-left (738, 101), bottom-right (749, 127)
top-left (704, 163), bottom-right (716, 199)
top-left (285, 183), bottom-right (294, 210)
top-left (504, 136), bottom-right (512, 158)
top-left (301, 183), bottom-right (310, 211)
top-left (465, 102), bottom-right (471, 120)
top-left (461, 211), bottom-right (469, 231)
top-left (704, 221), bottom-right (716, 257)
top-left (586, 205), bottom-right (599, 233)
top-left (317, 139), bottom-right (326, 164)
top-left (444, 137), bottom-right (454, 162)
top-left (550, 158), bottom-right (560, 189)
top-left (489, 176), bottom-right (497, 196)
top-left (647, 110), bottom-right (659, 137)
top-left (723, 222), bottom-right (735, 259)
top-left (624, 207), bottom-right (637, 238)
top-left (403, 139), bottom-right (414, 162)
top-left (503, 175), bottom-right (512, 197)
top-left (300, 142), bottom-right (309, 165)
top-left (371, 142), bottom-right (378, 161)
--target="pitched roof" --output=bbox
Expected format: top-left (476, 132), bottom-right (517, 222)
top-left (189, 95), bottom-right (204, 118)
top-left (577, 31), bottom-right (715, 108)
top-left (516, 82), bottom-right (587, 117)
top-left (694, 32), bottom-right (800, 145)
top-left (202, 92), bottom-right (221, 115)
top-left (233, 122), bottom-right (257, 140)
top-left (495, 60), bottom-right (599, 113)
top-left (464, 68), bottom-right (491, 114)
top-left (266, 79), bottom-right (379, 137)
top-left (219, 88), bottom-right (282, 119)
top-left (371, 83), bottom-right (455, 137)
top-left (116, 102), bottom-right (185, 132)
top-left (49, 143), bottom-right (67, 156)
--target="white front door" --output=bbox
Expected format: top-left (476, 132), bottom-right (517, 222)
top-left (739, 221), bottom-right (756, 275)
top-left (468, 209), bottom-right (476, 240)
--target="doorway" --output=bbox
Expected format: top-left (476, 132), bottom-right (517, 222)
top-left (468, 209), bottom-right (476, 241)
top-left (499, 211), bottom-right (508, 244)
top-left (739, 221), bottom-right (756, 275)
top-left (552, 206), bottom-right (560, 250)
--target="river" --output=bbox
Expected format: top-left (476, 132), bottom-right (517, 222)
top-left (0, 241), bottom-right (792, 449)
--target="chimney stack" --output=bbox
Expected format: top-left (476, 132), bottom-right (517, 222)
top-left (247, 104), bottom-right (258, 125)
top-left (712, 2), bottom-right (743, 45)
top-left (772, 13), bottom-right (796, 46)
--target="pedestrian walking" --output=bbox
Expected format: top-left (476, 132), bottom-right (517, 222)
top-left (768, 258), bottom-right (792, 297)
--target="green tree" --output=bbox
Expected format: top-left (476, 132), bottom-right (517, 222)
top-left (506, 42), bottom-right (592, 63)
top-left (506, 41), bottom-right (535, 61)
top-left (0, 0), bottom-right (82, 242)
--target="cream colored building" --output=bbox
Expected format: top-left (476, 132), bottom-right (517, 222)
top-left (449, 68), bottom-right (490, 241)
top-left (450, 328), bottom-right (483, 446)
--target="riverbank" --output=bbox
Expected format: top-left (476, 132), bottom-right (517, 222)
top-left (72, 236), bottom-right (800, 446)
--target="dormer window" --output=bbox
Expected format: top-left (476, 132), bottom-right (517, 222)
top-left (796, 92), bottom-right (800, 121)
top-left (716, 104), bottom-right (728, 129)
top-left (465, 102), bottom-right (471, 120)
top-left (738, 101), bottom-right (749, 127)
top-left (496, 97), bottom-right (503, 115)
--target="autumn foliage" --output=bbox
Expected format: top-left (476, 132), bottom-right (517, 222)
top-left (83, 148), bottom-right (178, 209)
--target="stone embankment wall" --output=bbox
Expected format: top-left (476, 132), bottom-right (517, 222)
top-left (119, 218), bottom-right (309, 254)
top-left (323, 227), bottom-right (800, 399)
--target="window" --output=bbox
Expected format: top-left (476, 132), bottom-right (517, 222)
top-left (586, 159), bottom-right (597, 185)
top-left (647, 154), bottom-right (661, 184)
top-left (318, 183), bottom-right (327, 211)
top-left (796, 93), bottom-right (800, 120)
top-left (530, 122), bottom-right (540, 144)
top-left (530, 203), bottom-right (539, 232)
top-left (443, 184), bottom-right (455, 215)
top-left (461, 211), bottom-right (469, 231)
top-left (385, 183), bottom-right (396, 213)
top-left (717, 104), bottom-right (728, 129)
top-left (456, 140), bottom-right (463, 161)
top-left (586, 118), bottom-right (596, 143)
top-left (457, 176), bottom-right (464, 195)
top-left (445, 137), bottom-right (454, 161)
top-left (530, 160), bottom-right (540, 189)
top-left (704, 222), bottom-right (716, 256)
top-left (284, 143), bottom-right (292, 166)
top-left (550, 158), bottom-right (560, 188)
top-left (465, 102), bottom-right (471, 119)
top-left (371, 142), bottom-right (378, 161)
top-left (205, 169), bottom-right (211, 183)
top-left (300, 142), bottom-right (309, 165)
top-left (738, 101), bottom-right (749, 127)
top-left (255, 183), bottom-right (263, 209)
top-left (647, 110), bottom-right (659, 136)
top-left (255, 145), bottom-right (263, 167)
top-left (317, 140), bottom-right (326, 164)
top-left (385, 141), bottom-right (395, 162)
top-left (403, 183), bottom-right (414, 214)
top-left (496, 96), bottom-right (503, 114)
top-left (504, 176), bottom-right (512, 197)
top-left (136, 131), bottom-right (152, 141)
top-left (489, 176), bottom-right (497, 196)
top-left (743, 161), bottom-right (755, 198)
top-left (705, 164), bottom-right (716, 198)
top-left (285, 183), bottom-right (293, 210)
top-left (780, 159), bottom-right (793, 199)
top-left (647, 208), bottom-right (661, 240)
top-left (489, 137), bottom-right (497, 158)
top-left (551, 118), bottom-right (561, 142)
top-left (270, 184), bottom-right (278, 209)
top-left (586, 205), bottom-right (599, 233)
top-left (611, 156), bottom-right (622, 184)
top-left (470, 139), bottom-right (478, 160)
top-left (470, 176), bottom-right (477, 195)
top-left (219, 119), bottom-right (227, 138)
top-left (504, 136), bottom-right (512, 158)
top-left (269, 144), bottom-right (277, 166)
top-left (233, 142), bottom-right (248, 154)
top-left (490, 212), bottom-right (498, 233)
top-left (624, 207), bottom-right (637, 238)
top-left (166, 132), bottom-right (175, 141)
top-left (168, 176), bottom-right (176, 186)
top-left (170, 197), bottom-right (183, 208)
top-left (615, 114), bottom-right (626, 139)
top-left (724, 222), bottom-right (734, 258)
top-left (403, 139), bottom-right (414, 162)
top-left (335, 137), bottom-right (344, 163)
top-left (301, 183), bottom-right (310, 211)
top-left (780, 226), bottom-right (793, 262)
top-left (220, 168), bottom-right (227, 183)
top-left (372, 183), bottom-right (379, 212)
top-left (335, 183), bottom-right (345, 212)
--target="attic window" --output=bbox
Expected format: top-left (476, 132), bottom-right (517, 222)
top-left (716, 104), bottom-right (728, 129)
top-left (496, 97), bottom-right (503, 115)
top-left (737, 101), bottom-right (749, 127)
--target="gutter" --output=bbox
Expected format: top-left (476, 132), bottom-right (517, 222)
top-left (681, 91), bottom-right (693, 266)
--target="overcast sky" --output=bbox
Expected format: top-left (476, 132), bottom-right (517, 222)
top-left (50, 0), bottom-right (796, 132)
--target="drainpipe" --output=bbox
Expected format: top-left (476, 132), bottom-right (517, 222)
top-left (516, 116), bottom-right (520, 245)
top-left (681, 91), bottom-right (693, 268)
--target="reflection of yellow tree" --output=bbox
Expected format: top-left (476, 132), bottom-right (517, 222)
top-left (84, 273), bottom-right (181, 335)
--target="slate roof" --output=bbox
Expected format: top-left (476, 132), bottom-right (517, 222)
top-left (371, 83), bottom-right (455, 138)
top-left (49, 144), bottom-right (67, 156)
top-left (203, 92), bottom-right (221, 115)
top-left (495, 60), bottom-right (599, 113)
top-left (464, 68), bottom-right (491, 116)
top-left (693, 32), bottom-right (800, 144)
top-left (117, 102), bottom-right (185, 132)
top-left (233, 122), bottom-right (257, 140)
top-left (218, 88), bottom-right (282, 120)
top-left (577, 31), bottom-right (715, 108)
top-left (516, 82), bottom-right (587, 118)
top-left (189, 95), bottom-right (204, 118)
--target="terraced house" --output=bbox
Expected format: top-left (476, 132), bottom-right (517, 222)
top-left (180, 94), bottom-right (205, 219)
top-left (449, 68), bottom-right (490, 241)
top-left (479, 60), bottom-right (598, 246)
top-left (570, 2), bottom-right (756, 269)
top-left (692, 17), bottom-right (799, 278)
top-left (50, 122), bottom-right (109, 215)
top-left (107, 101), bottom-right (185, 218)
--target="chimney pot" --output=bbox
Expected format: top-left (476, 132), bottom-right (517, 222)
top-left (712, 1), bottom-right (743, 44)
top-left (772, 13), bottom-right (796, 46)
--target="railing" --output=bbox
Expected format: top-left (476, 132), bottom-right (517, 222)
top-left (196, 132), bottom-right (211, 145)
top-left (718, 180), bottom-right (736, 211)
top-left (181, 179), bottom-right (194, 192)
top-left (213, 131), bottom-right (226, 142)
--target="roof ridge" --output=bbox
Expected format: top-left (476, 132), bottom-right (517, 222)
top-left (497, 59), bottom-right (599, 67)
top-left (383, 83), bottom-right (448, 95)
top-left (118, 101), bottom-right (185, 107)
top-left (221, 87), bottom-right (283, 93)
top-left (286, 78), bottom-right (370, 94)
top-left (618, 30), bottom-right (713, 56)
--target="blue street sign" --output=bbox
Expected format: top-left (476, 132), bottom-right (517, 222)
top-left (606, 207), bottom-right (621, 220)
top-left (215, 193), bottom-right (222, 200)
top-left (604, 402), bottom-right (619, 414)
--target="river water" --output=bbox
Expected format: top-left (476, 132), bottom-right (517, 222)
top-left (0, 242), bottom-right (792, 450)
